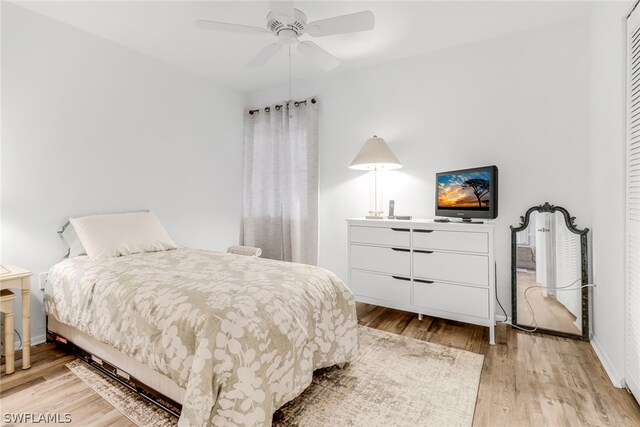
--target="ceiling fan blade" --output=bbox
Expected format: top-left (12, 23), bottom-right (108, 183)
top-left (270, 1), bottom-right (295, 24)
top-left (297, 41), bottom-right (340, 71)
top-left (195, 20), bottom-right (269, 35)
top-left (306, 10), bottom-right (375, 37)
top-left (247, 43), bottom-right (282, 67)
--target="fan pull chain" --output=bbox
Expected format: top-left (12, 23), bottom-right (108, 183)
top-left (288, 44), bottom-right (292, 104)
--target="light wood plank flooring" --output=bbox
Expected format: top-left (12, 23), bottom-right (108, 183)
top-left (1, 303), bottom-right (639, 426)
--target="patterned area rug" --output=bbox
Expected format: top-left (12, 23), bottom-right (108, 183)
top-left (67, 326), bottom-right (483, 426)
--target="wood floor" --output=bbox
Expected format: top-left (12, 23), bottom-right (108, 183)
top-left (2, 303), bottom-right (640, 426)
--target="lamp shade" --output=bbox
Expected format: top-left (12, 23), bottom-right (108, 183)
top-left (349, 136), bottom-right (402, 170)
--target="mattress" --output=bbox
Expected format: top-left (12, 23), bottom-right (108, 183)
top-left (48, 316), bottom-right (186, 404)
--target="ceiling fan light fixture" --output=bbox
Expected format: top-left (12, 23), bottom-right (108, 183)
top-left (278, 29), bottom-right (298, 44)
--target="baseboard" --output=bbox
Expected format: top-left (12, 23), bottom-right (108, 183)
top-left (591, 336), bottom-right (625, 388)
top-left (31, 333), bottom-right (46, 346)
top-left (0, 333), bottom-right (46, 356)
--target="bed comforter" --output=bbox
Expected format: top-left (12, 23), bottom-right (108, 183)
top-left (44, 248), bottom-right (359, 426)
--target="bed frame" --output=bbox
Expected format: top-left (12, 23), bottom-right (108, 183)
top-left (47, 324), bottom-right (182, 418)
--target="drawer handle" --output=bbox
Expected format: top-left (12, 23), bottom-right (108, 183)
top-left (390, 228), bottom-right (410, 232)
top-left (391, 248), bottom-right (411, 252)
top-left (391, 276), bottom-right (411, 281)
top-left (414, 250), bottom-right (434, 254)
top-left (414, 229), bottom-right (434, 233)
top-left (415, 279), bottom-right (435, 284)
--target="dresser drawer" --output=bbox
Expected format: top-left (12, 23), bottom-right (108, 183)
top-left (349, 270), bottom-right (411, 305)
top-left (413, 229), bottom-right (488, 253)
top-left (413, 281), bottom-right (489, 319)
top-left (350, 244), bottom-right (411, 276)
top-left (350, 225), bottom-right (410, 247)
top-left (413, 251), bottom-right (489, 286)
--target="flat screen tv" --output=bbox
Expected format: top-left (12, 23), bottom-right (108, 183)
top-left (435, 165), bottom-right (498, 220)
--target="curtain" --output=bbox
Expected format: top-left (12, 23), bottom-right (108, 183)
top-left (243, 98), bottom-right (319, 265)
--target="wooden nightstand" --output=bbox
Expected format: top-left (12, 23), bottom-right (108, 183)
top-left (0, 265), bottom-right (32, 373)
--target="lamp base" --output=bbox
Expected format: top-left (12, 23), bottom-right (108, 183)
top-left (366, 212), bottom-right (384, 219)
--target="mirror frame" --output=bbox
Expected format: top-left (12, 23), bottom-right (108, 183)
top-left (510, 202), bottom-right (590, 341)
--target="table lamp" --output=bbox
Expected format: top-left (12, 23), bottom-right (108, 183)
top-left (349, 136), bottom-right (402, 219)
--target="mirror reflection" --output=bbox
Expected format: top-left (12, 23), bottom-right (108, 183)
top-left (515, 211), bottom-right (583, 335)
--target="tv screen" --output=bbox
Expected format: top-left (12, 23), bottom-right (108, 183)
top-left (435, 165), bottom-right (498, 220)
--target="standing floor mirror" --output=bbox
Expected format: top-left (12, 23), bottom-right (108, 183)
top-left (511, 202), bottom-right (590, 341)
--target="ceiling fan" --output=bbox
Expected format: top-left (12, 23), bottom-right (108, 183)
top-left (195, 1), bottom-right (375, 71)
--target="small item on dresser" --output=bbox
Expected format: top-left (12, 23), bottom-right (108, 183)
top-left (434, 218), bottom-right (451, 223)
top-left (227, 246), bottom-right (262, 257)
top-left (394, 215), bottom-right (412, 220)
top-left (388, 200), bottom-right (395, 219)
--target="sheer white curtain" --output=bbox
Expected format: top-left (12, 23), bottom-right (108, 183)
top-left (243, 98), bottom-right (319, 265)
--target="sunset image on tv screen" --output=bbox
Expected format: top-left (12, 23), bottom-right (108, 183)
top-left (438, 171), bottom-right (491, 210)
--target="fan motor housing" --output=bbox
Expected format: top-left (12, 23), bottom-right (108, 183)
top-left (267, 8), bottom-right (307, 41)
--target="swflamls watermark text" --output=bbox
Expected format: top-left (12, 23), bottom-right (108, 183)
top-left (3, 413), bottom-right (72, 423)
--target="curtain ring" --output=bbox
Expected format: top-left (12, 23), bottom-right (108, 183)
top-left (275, 105), bottom-right (281, 111)
top-left (265, 107), bottom-right (270, 112)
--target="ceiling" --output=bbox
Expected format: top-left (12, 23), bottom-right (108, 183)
top-left (17, 1), bottom-right (592, 93)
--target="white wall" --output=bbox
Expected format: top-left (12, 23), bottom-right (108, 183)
top-left (249, 19), bottom-right (592, 319)
top-left (588, 0), bottom-right (632, 388)
top-left (1, 3), bottom-right (246, 343)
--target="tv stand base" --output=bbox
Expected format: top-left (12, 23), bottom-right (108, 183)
top-left (460, 218), bottom-right (485, 224)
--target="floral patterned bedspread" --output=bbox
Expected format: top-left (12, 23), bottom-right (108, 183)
top-left (44, 248), bottom-right (359, 426)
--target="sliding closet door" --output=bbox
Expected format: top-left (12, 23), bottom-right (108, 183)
top-left (626, 6), bottom-right (640, 401)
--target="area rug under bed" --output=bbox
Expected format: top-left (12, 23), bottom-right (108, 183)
top-left (66, 325), bottom-right (483, 426)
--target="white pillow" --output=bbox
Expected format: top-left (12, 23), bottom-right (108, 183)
top-left (70, 212), bottom-right (177, 259)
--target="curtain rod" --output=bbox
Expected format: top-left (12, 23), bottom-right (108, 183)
top-left (248, 98), bottom-right (317, 115)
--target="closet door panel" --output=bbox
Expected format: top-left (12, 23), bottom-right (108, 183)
top-left (627, 7), bottom-right (640, 403)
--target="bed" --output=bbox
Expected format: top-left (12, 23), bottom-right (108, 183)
top-left (44, 247), bottom-right (359, 426)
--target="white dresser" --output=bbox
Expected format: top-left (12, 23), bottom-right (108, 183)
top-left (347, 218), bottom-right (496, 344)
